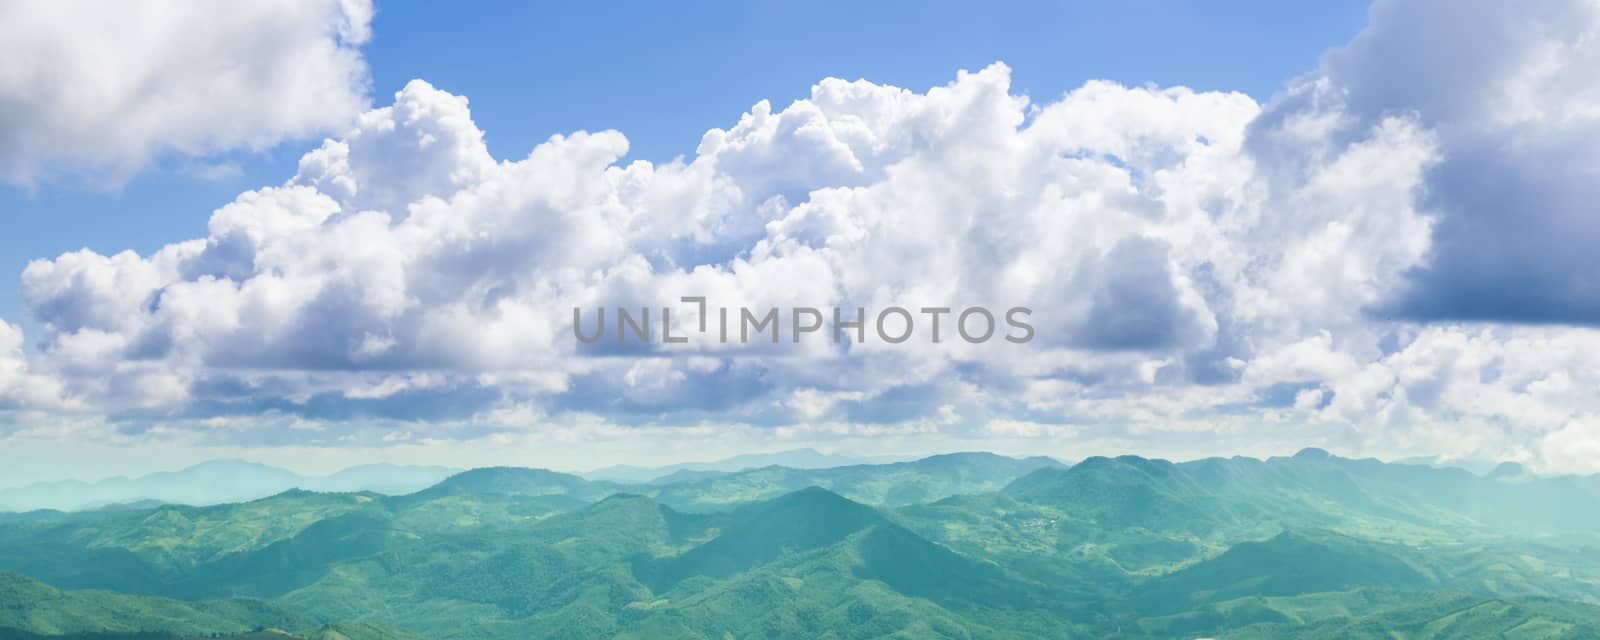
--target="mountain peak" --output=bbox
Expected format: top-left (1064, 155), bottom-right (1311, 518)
top-left (1293, 447), bottom-right (1333, 460)
top-left (433, 466), bottom-right (588, 494)
top-left (918, 451), bottom-right (1002, 461)
top-left (179, 458), bottom-right (285, 472)
top-left (764, 485), bottom-right (864, 509)
top-left (582, 448), bottom-right (868, 483)
top-left (1133, 528), bottom-right (1432, 614)
top-left (639, 486), bottom-right (887, 591)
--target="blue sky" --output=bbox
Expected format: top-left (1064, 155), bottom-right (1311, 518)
top-left (0, 1), bottom-right (1369, 338)
top-left (3, 0), bottom-right (1600, 483)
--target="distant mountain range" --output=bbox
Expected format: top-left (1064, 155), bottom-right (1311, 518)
top-left (580, 447), bottom-right (883, 483)
top-left (3, 447), bottom-right (1581, 515)
top-left (1392, 454), bottom-right (1509, 476)
top-left (0, 460), bottom-right (460, 512)
top-left (0, 448), bottom-right (1044, 513)
top-left (1, 448), bottom-right (1599, 638)
top-left (418, 451), bottom-right (1064, 513)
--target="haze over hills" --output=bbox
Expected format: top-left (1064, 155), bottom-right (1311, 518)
top-left (0, 461), bottom-right (460, 513)
top-left (644, 451), bottom-right (1067, 510)
top-left (391, 451), bottom-right (1063, 514)
top-left (0, 448), bottom-right (901, 512)
top-left (1392, 455), bottom-right (1507, 476)
top-left (5, 447), bottom-right (1588, 516)
top-left (580, 447), bottom-right (881, 483)
top-left (0, 449), bottom-right (1597, 638)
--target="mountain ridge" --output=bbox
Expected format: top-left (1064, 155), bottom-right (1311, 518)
top-left (581, 448), bottom-right (880, 483)
top-left (0, 449), bottom-right (1599, 638)
top-left (0, 462), bottom-right (461, 513)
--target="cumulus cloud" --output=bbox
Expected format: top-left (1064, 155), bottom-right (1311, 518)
top-left (1305, 0), bottom-right (1600, 324)
top-left (8, 71), bottom-right (1424, 450)
top-left (0, 0), bottom-right (372, 185)
top-left (5, 0), bottom-right (1600, 472)
top-left (0, 320), bottom-right (69, 412)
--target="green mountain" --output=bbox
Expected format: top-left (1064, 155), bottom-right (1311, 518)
top-left (0, 450), bottom-right (1597, 639)
top-left (582, 448), bottom-right (874, 483)
top-left (639, 487), bottom-right (888, 588)
top-left (637, 486), bottom-right (1027, 605)
top-left (1132, 530), bottom-right (1433, 612)
top-left (387, 451), bottom-right (1062, 514)
top-left (0, 571), bottom-right (308, 635)
top-left (647, 451), bottom-right (1065, 511)
top-left (411, 468), bottom-right (607, 500)
top-left (0, 462), bottom-right (458, 513)
top-left (0, 623), bottom-right (424, 640)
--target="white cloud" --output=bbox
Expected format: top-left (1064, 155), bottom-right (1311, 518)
top-left (0, 320), bottom-right (69, 411)
top-left (1307, 0), bottom-right (1600, 324)
top-left (6, 70), bottom-right (1425, 447)
top-left (5, 0), bottom-right (1600, 473)
top-left (0, 0), bottom-right (372, 185)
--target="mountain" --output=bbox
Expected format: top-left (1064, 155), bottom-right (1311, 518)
top-left (1001, 448), bottom-right (1600, 536)
top-left (403, 452), bottom-right (1062, 513)
top-left (623, 488), bottom-right (1064, 639)
top-left (0, 571), bottom-right (309, 636)
top-left (0, 462), bottom-right (459, 512)
top-left (0, 460), bottom-right (302, 513)
top-left (1194, 592), bottom-right (1600, 640)
top-left (895, 448), bottom-right (1600, 593)
top-left (0, 450), bottom-right (1596, 638)
top-left (1486, 461), bottom-right (1532, 481)
top-left (1133, 530), bottom-right (1433, 613)
top-left (1133, 588), bottom-right (1600, 640)
top-left (647, 451), bottom-right (1065, 511)
top-left (581, 448), bottom-right (875, 483)
top-left (638, 487), bottom-right (889, 589)
top-left (415, 466), bottom-right (606, 499)
top-left (1392, 454), bottom-right (1506, 476)
top-left (301, 464), bottom-right (459, 495)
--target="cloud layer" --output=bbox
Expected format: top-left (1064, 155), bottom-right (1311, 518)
top-left (1328, 0), bottom-right (1600, 324)
top-left (4, 0), bottom-right (1600, 472)
top-left (0, 0), bottom-right (373, 185)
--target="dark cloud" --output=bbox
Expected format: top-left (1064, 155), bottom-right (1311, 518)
top-left (1069, 236), bottom-right (1207, 351)
top-left (1381, 134), bottom-right (1600, 324)
top-left (1307, 0), bottom-right (1600, 326)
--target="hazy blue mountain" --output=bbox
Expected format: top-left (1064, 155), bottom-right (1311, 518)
top-left (1002, 448), bottom-right (1600, 535)
top-left (410, 466), bottom-right (617, 501)
top-left (407, 452), bottom-right (1062, 513)
top-left (644, 468), bottom-right (732, 484)
top-left (300, 464), bottom-right (459, 495)
top-left (647, 451), bottom-right (1066, 511)
top-left (581, 447), bottom-right (875, 483)
top-left (0, 462), bottom-right (459, 513)
top-left (1485, 461), bottom-right (1533, 481)
top-left (0, 450), bottom-right (1597, 639)
top-left (0, 460), bottom-right (303, 512)
top-left (1392, 454), bottom-right (1506, 476)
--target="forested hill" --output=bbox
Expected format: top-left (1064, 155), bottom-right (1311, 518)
top-left (1, 450), bottom-right (1598, 639)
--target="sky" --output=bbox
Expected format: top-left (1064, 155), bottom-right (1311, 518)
top-left (2, 0), bottom-right (1599, 485)
top-left (0, 1), bottom-right (1368, 330)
